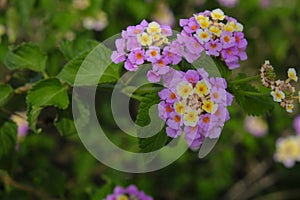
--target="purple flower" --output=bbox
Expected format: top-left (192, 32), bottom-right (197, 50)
top-left (158, 88), bottom-right (178, 103)
top-left (166, 126), bottom-right (182, 138)
top-left (145, 46), bottom-right (161, 62)
top-left (205, 39), bottom-right (222, 56)
top-left (238, 47), bottom-right (248, 61)
top-left (294, 115), bottom-right (300, 134)
top-left (161, 25), bottom-right (172, 36)
top-left (209, 77), bottom-right (227, 89)
top-left (220, 31), bottom-right (235, 49)
top-left (184, 126), bottom-right (204, 150)
top-left (152, 58), bottom-right (170, 75)
top-left (11, 112), bottom-right (29, 150)
top-left (207, 126), bottom-right (222, 138)
top-left (198, 114), bottom-right (212, 135)
top-left (126, 37), bottom-right (141, 51)
top-left (128, 49), bottom-right (145, 65)
top-left (105, 185), bottom-right (153, 200)
top-left (218, 0), bottom-right (239, 8)
top-left (244, 116), bottom-right (268, 137)
top-left (162, 46), bottom-right (182, 65)
top-left (167, 112), bottom-right (183, 130)
top-left (210, 87), bottom-right (226, 104)
top-left (183, 18), bottom-right (199, 34)
top-left (185, 70), bottom-right (200, 85)
top-left (124, 60), bottom-right (138, 71)
top-left (234, 32), bottom-right (247, 48)
top-left (147, 70), bottom-right (161, 83)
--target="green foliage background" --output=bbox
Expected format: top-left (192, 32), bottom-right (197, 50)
top-left (0, 0), bottom-right (300, 199)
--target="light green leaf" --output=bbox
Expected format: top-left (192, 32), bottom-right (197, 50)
top-left (4, 42), bottom-right (47, 73)
top-left (13, 0), bottom-right (35, 28)
top-left (58, 44), bottom-right (122, 86)
top-left (27, 105), bottom-right (42, 133)
top-left (0, 121), bottom-right (17, 157)
top-left (27, 78), bottom-right (69, 109)
top-left (0, 84), bottom-right (13, 107)
top-left (59, 40), bottom-right (99, 61)
top-left (57, 52), bottom-right (89, 86)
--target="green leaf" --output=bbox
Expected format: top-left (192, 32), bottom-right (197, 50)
top-left (0, 84), bottom-right (13, 107)
top-left (136, 93), bottom-right (168, 152)
top-left (212, 57), bottom-right (232, 80)
top-left (139, 128), bottom-right (169, 153)
top-left (57, 52), bottom-right (89, 86)
top-left (59, 40), bottom-right (99, 61)
top-left (136, 93), bottom-right (160, 126)
top-left (27, 78), bottom-right (69, 109)
top-left (13, 0), bottom-right (35, 28)
top-left (0, 121), bottom-right (17, 158)
top-left (4, 43), bottom-right (47, 73)
top-left (26, 78), bottom-right (69, 132)
top-left (232, 83), bottom-right (275, 116)
top-left (57, 44), bottom-right (122, 86)
top-left (54, 109), bottom-right (77, 137)
top-left (91, 181), bottom-right (114, 200)
top-left (27, 105), bottom-right (42, 133)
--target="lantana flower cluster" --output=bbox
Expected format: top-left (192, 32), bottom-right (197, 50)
top-left (274, 115), bottom-right (300, 168)
top-left (274, 134), bottom-right (300, 168)
top-left (178, 8), bottom-right (247, 69)
top-left (111, 9), bottom-right (242, 153)
top-left (158, 68), bottom-right (233, 150)
top-left (111, 20), bottom-right (181, 82)
top-left (104, 185), bottom-right (153, 200)
top-left (260, 60), bottom-right (299, 113)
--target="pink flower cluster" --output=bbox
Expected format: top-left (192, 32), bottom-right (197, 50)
top-left (111, 20), bottom-right (181, 83)
top-left (158, 68), bottom-right (233, 150)
top-left (105, 185), bottom-right (153, 200)
top-left (178, 9), bottom-right (247, 69)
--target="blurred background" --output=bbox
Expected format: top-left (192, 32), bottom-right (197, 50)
top-left (0, 0), bottom-right (300, 199)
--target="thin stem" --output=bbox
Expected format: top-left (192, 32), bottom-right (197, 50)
top-left (0, 171), bottom-right (54, 200)
top-left (42, 71), bottom-right (49, 79)
top-left (231, 75), bottom-right (260, 85)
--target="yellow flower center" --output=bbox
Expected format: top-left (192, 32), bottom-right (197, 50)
top-left (202, 100), bottom-right (217, 114)
top-left (177, 83), bottom-right (193, 99)
top-left (117, 195), bottom-right (129, 200)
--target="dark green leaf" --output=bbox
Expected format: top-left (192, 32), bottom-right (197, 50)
top-left (232, 83), bottom-right (275, 116)
top-left (4, 43), bottom-right (47, 73)
top-left (136, 93), bottom-right (168, 152)
top-left (26, 78), bottom-right (69, 132)
top-left (139, 128), bottom-right (169, 153)
top-left (0, 121), bottom-right (17, 158)
top-left (0, 84), bottom-right (13, 107)
top-left (91, 181), bottom-right (114, 200)
top-left (27, 78), bottom-right (69, 109)
top-left (54, 108), bottom-right (77, 137)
